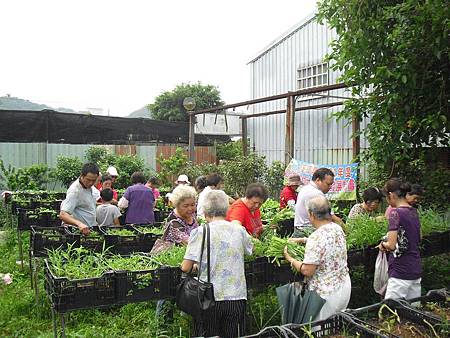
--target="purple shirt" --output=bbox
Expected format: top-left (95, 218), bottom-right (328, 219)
top-left (387, 206), bottom-right (422, 280)
top-left (124, 183), bottom-right (155, 224)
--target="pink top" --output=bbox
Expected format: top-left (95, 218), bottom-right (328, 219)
top-left (385, 205), bottom-right (394, 218)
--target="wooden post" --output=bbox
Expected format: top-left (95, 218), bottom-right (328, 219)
top-left (285, 93), bottom-right (295, 165)
top-left (241, 117), bottom-right (248, 156)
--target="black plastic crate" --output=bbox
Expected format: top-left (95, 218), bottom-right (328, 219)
top-left (421, 230), bottom-right (450, 257)
top-left (17, 208), bottom-right (61, 231)
top-left (272, 263), bottom-right (298, 285)
top-left (44, 259), bottom-right (116, 313)
top-left (100, 225), bottom-right (148, 254)
top-left (347, 298), bottom-right (445, 337)
top-left (31, 226), bottom-right (80, 257)
top-left (115, 264), bottom-right (181, 303)
top-left (130, 224), bottom-right (163, 251)
top-left (65, 225), bottom-right (105, 252)
top-left (245, 257), bottom-right (274, 289)
top-left (244, 314), bottom-right (392, 337)
top-left (276, 218), bottom-right (294, 237)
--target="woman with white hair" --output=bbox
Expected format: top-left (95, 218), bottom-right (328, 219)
top-left (181, 190), bottom-right (253, 338)
top-left (164, 185), bottom-right (199, 245)
top-left (284, 195), bottom-right (351, 322)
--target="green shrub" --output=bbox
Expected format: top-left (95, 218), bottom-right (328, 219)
top-left (263, 160), bottom-right (285, 199)
top-left (85, 146), bottom-right (108, 166)
top-left (219, 153), bottom-right (267, 198)
top-left (0, 160), bottom-right (53, 190)
top-left (54, 155), bottom-right (84, 188)
top-left (156, 147), bottom-right (188, 187)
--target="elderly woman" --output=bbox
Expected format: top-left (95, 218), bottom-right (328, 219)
top-left (118, 171), bottom-right (154, 224)
top-left (164, 185), bottom-right (199, 244)
top-left (226, 183), bottom-right (268, 237)
top-left (347, 187), bottom-right (382, 219)
top-left (181, 190), bottom-right (253, 338)
top-left (284, 195), bottom-right (351, 322)
top-left (379, 178), bottom-right (422, 300)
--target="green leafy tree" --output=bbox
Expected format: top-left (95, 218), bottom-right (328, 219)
top-left (318, 0), bottom-right (450, 201)
top-left (149, 82), bottom-right (224, 122)
top-left (54, 156), bottom-right (84, 188)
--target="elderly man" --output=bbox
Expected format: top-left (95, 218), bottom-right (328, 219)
top-left (293, 167), bottom-right (342, 238)
top-left (280, 174), bottom-right (301, 209)
top-left (59, 162), bottom-right (100, 235)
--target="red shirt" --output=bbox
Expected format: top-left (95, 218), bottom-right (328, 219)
top-left (279, 186), bottom-right (298, 209)
top-left (226, 199), bottom-right (263, 237)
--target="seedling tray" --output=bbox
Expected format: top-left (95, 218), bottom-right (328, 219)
top-left (65, 226), bottom-right (105, 252)
top-left (17, 208), bottom-right (61, 231)
top-left (114, 258), bottom-right (181, 303)
top-left (130, 224), bottom-right (163, 251)
top-left (100, 225), bottom-right (148, 254)
top-left (44, 259), bottom-right (116, 313)
top-left (244, 313), bottom-right (392, 337)
top-left (346, 298), bottom-right (445, 337)
top-left (31, 226), bottom-right (80, 257)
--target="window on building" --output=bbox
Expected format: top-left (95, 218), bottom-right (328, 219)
top-left (297, 63), bottom-right (329, 90)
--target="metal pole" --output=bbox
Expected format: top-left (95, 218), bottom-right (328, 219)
top-left (188, 113), bottom-right (195, 162)
top-left (241, 118), bottom-right (248, 156)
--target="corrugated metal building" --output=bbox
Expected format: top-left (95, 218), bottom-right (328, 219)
top-left (247, 11), bottom-right (367, 165)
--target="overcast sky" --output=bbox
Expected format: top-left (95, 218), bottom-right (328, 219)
top-left (1, 0), bottom-right (317, 116)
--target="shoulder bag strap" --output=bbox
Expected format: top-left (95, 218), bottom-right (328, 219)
top-left (206, 223), bottom-right (211, 283)
top-left (196, 224), bottom-right (207, 278)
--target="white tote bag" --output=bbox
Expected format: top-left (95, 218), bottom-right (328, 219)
top-left (373, 250), bottom-right (389, 295)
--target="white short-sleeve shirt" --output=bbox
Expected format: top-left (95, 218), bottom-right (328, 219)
top-left (184, 220), bottom-right (253, 301)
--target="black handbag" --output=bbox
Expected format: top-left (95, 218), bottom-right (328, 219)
top-left (176, 223), bottom-right (215, 319)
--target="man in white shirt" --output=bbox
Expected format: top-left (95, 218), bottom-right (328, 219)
top-left (59, 163), bottom-right (99, 235)
top-left (293, 167), bottom-right (342, 238)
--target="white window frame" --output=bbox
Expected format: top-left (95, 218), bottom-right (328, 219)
top-left (296, 62), bottom-right (329, 100)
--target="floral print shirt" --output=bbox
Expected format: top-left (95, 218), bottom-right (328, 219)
top-left (303, 222), bottom-right (349, 297)
top-left (164, 211), bottom-right (199, 244)
top-left (184, 220), bottom-right (253, 301)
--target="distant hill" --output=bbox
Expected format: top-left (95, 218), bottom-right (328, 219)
top-left (0, 95), bottom-right (77, 113)
top-left (127, 106), bottom-right (151, 119)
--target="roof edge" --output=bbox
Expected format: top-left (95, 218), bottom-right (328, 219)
top-left (247, 9), bottom-right (317, 65)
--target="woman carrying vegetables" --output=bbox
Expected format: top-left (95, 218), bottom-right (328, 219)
top-left (379, 178), bottom-right (422, 300)
top-left (284, 195), bottom-right (351, 321)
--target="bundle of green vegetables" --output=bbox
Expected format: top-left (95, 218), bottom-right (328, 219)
top-left (265, 236), bottom-right (305, 266)
top-left (105, 254), bottom-right (159, 272)
top-left (419, 209), bottom-right (449, 236)
top-left (152, 245), bottom-right (186, 267)
top-left (134, 226), bottom-right (164, 235)
top-left (105, 228), bottom-right (135, 236)
top-left (259, 199), bottom-right (280, 224)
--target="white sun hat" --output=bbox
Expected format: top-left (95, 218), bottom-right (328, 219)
top-left (176, 174), bottom-right (190, 184)
top-left (106, 166), bottom-right (118, 177)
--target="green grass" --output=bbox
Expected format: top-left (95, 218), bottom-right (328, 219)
top-left (0, 227), bottom-right (192, 337)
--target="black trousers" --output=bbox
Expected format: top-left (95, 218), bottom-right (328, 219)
top-left (194, 300), bottom-right (247, 338)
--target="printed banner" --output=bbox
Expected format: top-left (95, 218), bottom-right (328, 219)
top-left (285, 159), bottom-right (358, 200)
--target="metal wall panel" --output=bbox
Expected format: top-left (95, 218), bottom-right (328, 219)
top-left (136, 145), bottom-right (157, 171)
top-left (0, 142), bottom-right (46, 168)
top-left (248, 16), bottom-right (364, 166)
